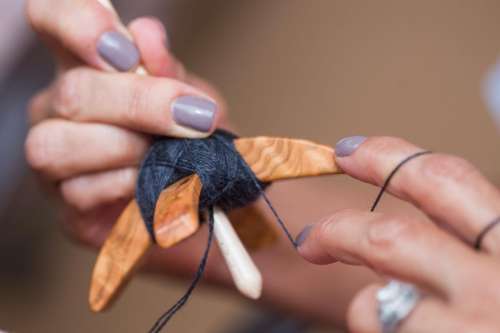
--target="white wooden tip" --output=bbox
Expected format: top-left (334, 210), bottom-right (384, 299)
top-left (97, 0), bottom-right (115, 12)
top-left (213, 207), bottom-right (263, 299)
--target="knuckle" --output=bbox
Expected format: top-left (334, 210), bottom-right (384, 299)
top-left (123, 77), bottom-right (189, 130)
top-left (27, 91), bottom-right (47, 124)
top-left (25, 123), bottom-right (51, 171)
top-left (365, 215), bottom-right (417, 260)
top-left (60, 180), bottom-right (89, 212)
top-left (160, 78), bottom-right (186, 97)
top-left (317, 209), bottom-right (354, 243)
top-left (123, 77), bottom-right (156, 125)
top-left (368, 137), bottom-right (411, 156)
top-left (55, 1), bottom-right (113, 47)
top-left (53, 68), bottom-right (88, 119)
top-left (25, 121), bottom-right (66, 174)
top-left (420, 154), bottom-right (477, 186)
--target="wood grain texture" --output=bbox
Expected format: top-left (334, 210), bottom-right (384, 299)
top-left (89, 200), bottom-right (151, 312)
top-left (154, 174), bottom-right (201, 248)
top-left (89, 136), bottom-right (342, 312)
top-left (228, 203), bottom-right (277, 251)
top-left (234, 137), bottom-right (342, 182)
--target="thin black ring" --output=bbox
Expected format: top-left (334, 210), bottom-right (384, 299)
top-left (474, 217), bottom-right (500, 250)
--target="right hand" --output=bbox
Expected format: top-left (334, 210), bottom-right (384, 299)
top-left (24, 0), bottom-right (226, 273)
top-left (297, 136), bottom-right (500, 332)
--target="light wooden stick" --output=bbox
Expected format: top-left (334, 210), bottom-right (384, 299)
top-left (213, 208), bottom-right (263, 299)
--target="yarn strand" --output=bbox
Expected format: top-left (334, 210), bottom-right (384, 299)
top-left (216, 133), bottom-right (297, 248)
top-left (370, 151), bottom-right (432, 212)
top-left (137, 130), bottom-right (315, 331)
top-left (149, 206), bottom-right (215, 333)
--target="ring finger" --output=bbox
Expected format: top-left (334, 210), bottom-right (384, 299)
top-left (60, 167), bottom-right (137, 212)
top-left (25, 119), bottom-right (150, 180)
top-left (348, 284), bottom-right (465, 333)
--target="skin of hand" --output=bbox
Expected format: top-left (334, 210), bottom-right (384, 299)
top-left (297, 136), bottom-right (500, 333)
top-left (24, 0), bottom-right (380, 329)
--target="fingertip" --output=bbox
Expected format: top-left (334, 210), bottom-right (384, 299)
top-left (335, 135), bottom-right (367, 158)
top-left (295, 224), bottom-right (316, 261)
top-left (129, 16), bottom-right (168, 46)
top-left (128, 16), bottom-right (177, 77)
top-left (295, 224), bottom-right (313, 248)
top-left (295, 223), bottom-right (338, 265)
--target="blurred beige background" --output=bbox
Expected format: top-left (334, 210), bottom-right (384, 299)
top-left (0, 1), bottom-right (499, 332)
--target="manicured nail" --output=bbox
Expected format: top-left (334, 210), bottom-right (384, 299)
top-left (335, 136), bottom-right (366, 157)
top-left (171, 96), bottom-right (217, 132)
top-left (295, 225), bottom-right (313, 247)
top-left (97, 31), bottom-right (140, 71)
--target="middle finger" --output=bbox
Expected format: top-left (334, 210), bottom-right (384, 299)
top-left (49, 68), bottom-right (219, 138)
top-left (297, 209), bottom-right (480, 296)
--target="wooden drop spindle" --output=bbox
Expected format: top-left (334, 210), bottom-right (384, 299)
top-left (90, 136), bottom-right (342, 311)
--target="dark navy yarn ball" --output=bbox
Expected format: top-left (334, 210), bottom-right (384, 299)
top-left (136, 129), bottom-right (269, 236)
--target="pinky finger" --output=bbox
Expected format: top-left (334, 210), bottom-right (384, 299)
top-left (60, 167), bottom-right (137, 212)
top-left (348, 284), bottom-right (465, 333)
top-left (28, 87), bottom-right (53, 125)
top-left (60, 200), bottom-right (126, 249)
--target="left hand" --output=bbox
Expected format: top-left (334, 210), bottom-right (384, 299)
top-left (297, 136), bottom-right (500, 332)
top-left (25, 8), bottom-right (228, 280)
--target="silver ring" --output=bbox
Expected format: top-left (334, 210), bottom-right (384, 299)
top-left (377, 280), bottom-right (421, 333)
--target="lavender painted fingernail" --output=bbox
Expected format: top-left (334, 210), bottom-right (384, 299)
top-left (335, 136), bottom-right (367, 157)
top-left (171, 96), bottom-right (217, 132)
top-left (97, 31), bottom-right (140, 71)
top-left (295, 225), bottom-right (313, 247)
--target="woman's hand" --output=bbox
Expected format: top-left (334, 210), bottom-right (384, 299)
top-left (297, 136), bottom-right (500, 332)
top-left (24, 0), bottom-right (230, 278)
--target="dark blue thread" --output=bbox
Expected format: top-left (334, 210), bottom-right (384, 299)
top-left (137, 130), bottom-right (296, 332)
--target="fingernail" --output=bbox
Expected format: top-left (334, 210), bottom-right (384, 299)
top-left (171, 96), bottom-right (217, 132)
top-left (97, 31), bottom-right (140, 71)
top-left (295, 225), bottom-right (313, 247)
top-left (335, 136), bottom-right (366, 157)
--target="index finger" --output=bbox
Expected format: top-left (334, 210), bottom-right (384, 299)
top-left (334, 136), bottom-right (500, 251)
